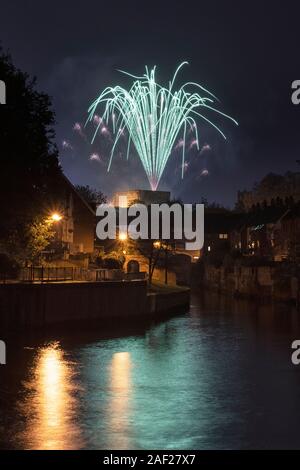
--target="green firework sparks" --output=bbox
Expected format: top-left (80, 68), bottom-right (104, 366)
top-left (87, 62), bottom-right (238, 190)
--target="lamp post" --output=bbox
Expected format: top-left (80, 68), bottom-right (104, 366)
top-left (48, 212), bottom-right (64, 256)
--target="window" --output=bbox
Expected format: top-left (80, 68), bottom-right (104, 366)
top-left (219, 233), bottom-right (228, 239)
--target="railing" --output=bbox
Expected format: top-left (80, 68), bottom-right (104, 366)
top-left (13, 267), bottom-right (146, 283)
top-left (19, 266), bottom-right (97, 282)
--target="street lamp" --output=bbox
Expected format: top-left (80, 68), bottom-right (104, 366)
top-left (51, 212), bottom-right (63, 222)
top-left (119, 232), bottom-right (127, 241)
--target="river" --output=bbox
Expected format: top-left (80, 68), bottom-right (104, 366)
top-left (1, 291), bottom-right (300, 449)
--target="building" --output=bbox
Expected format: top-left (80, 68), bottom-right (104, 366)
top-left (237, 172), bottom-right (300, 212)
top-left (202, 210), bottom-right (242, 255)
top-left (50, 175), bottom-right (95, 256)
top-left (113, 189), bottom-right (170, 207)
top-left (273, 203), bottom-right (300, 262)
top-left (234, 206), bottom-right (288, 259)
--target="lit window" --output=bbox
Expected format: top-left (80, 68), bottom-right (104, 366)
top-left (208, 246), bottom-right (211, 252)
top-left (219, 233), bottom-right (228, 239)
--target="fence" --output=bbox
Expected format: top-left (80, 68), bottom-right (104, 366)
top-left (19, 266), bottom-right (97, 282)
top-left (18, 267), bottom-right (133, 283)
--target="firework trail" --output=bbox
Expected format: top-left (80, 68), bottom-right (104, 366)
top-left (86, 62), bottom-right (237, 190)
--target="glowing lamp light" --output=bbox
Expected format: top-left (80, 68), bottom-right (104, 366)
top-left (119, 232), bottom-right (127, 241)
top-left (153, 241), bottom-right (161, 249)
top-left (51, 213), bottom-right (63, 222)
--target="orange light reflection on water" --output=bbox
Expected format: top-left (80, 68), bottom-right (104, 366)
top-left (18, 342), bottom-right (84, 450)
top-left (106, 351), bottom-right (132, 449)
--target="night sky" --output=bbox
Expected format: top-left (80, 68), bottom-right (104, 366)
top-left (1, 0), bottom-right (300, 207)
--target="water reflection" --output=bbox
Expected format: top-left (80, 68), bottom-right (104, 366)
top-left (18, 341), bottom-right (84, 449)
top-left (1, 292), bottom-right (300, 449)
top-left (107, 352), bottom-right (132, 449)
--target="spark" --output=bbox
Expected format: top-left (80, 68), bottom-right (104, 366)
top-left (73, 121), bottom-right (87, 140)
top-left (182, 161), bottom-right (189, 172)
top-left (89, 153), bottom-right (101, 162)
top-left (200, 143), bottom-right (211, 154)
top-left (93, 114), bottom-right (102, 125)
top-left (101, 126), bottom-right (110, 136)
top-left (189, 139), bottom-right (198, 150)
top-left (175, 139), bottom-right (184, 150)
top-left (87, 62), bottom-right (238, 190)
top-left (62, 140), bottom-right (73, 150)
top-left (73, 122), bottom-right (82, 132)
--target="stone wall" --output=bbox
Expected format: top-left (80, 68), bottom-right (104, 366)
top-left (203, 263), bottom-right (299, 304)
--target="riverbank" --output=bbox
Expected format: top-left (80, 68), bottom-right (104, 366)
top-left (0, 280), bottom-right (190, 330)
top-left (200, 262), bottom-right (299, 307)
top-left (148, 281), bottom-right (190, 316)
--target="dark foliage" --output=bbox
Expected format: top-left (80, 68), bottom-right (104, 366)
top-left (0, 49), bottom-right (63, 263)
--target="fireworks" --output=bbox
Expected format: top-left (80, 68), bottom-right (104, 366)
top-left (86, 62), bottom-right (238, 190)
top-left (89, 153), bottom-right (101, 162)
top-left (200, 143), bottom-right (211, 154)
top-left (182, 161), bottom-right (189, 173)
top-left (93, 114), bottom-right (102, 125)
top-left (189, 138), bottom-right (198, 149)
top-left (73, 122), bottom-right (82, 132)
top-left (175, 138), bottom-right (184, 150)
top-left (62, 140), bottom-right (73, 150)
top-left (100, 125), bottom-right (110, 136)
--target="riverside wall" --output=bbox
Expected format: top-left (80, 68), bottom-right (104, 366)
top-left (203, 264), bottom-right (299, 304)
top-left (0, 280), bottom-right (190, 330)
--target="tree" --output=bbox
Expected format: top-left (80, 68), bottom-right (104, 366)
top-left (0, 48), bottom-right (62, 266)
top-left (201, 197), bottom-right (228, 211)
top-left (0, 215), bottom-right (56, 266)
top-left (75, 185), bottom-right (107, 209)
